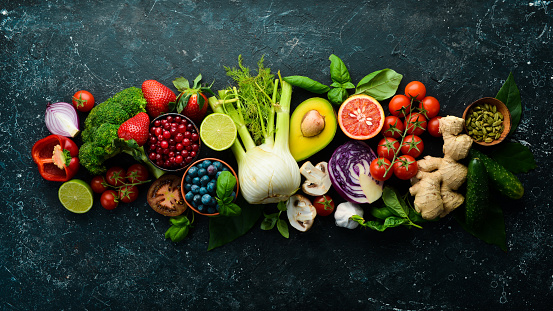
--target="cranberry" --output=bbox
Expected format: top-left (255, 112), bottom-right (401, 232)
top-left (163, 123), bottom-right (171, 130)
top-left (178, 124), bottom-right (186, 133)
top-left (166, 116), bottom-right (173, 123)
top-left (149, 143), bottom-right (156, 151)
top-left (191, 133), bottom-right (199, 142)
top-left (190, 151), bottom-right (197, 158)
top-left (176, 143), bottom-right (184, 151)
top-left (160, 141), bottom-right (169, 149)
top-left (154, 120), bottom-right (161, 126)
top-left (185, 156), bottom-right (193, 163)
top-left (175, 155), bottom-right (183, 164)
top-left (162, 148), bottom-right (170, 154)
top-left (169, 138), bottom-right (176, 146)
top-left (182, 138), bottom-right (191, 146)
top-left (157, 134), bottom-right (164, 141)
top-left (175, 116), bottom-right (181, 123)
top-left (156, 147), bottom-right (163, 154)
top-left (181, 150), bottom-right (189, 157)
top-left (181, 119), bottom-right (188, 126)
top-left (149, 152), bottom-right (156, 160)
top-left (185, 145), bottom-right (192, 151)
top-left (168, 151), bottom-right (175, 158)
top-left (175, 133), bottom-right (184, 142)
top-left (155, 153), bottom-right (162, 160)
top-left (149, 137), bottom-right (157, 144)
top-left (191, 143), bottom-right (199, 152)
top-left (163, 130), bottom-right (171, 139)
top-left (186, 123), bottom-right (194, 130)
top-left (170, 127), bottom-right (177, 136)
top-left (154, 127), bottom-right (162, 136)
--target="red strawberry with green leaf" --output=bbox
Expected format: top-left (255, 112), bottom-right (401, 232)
top-left (117, 112), bottom-right (150, 146)
top-left (142, 80), bottom-right (176, 118)
top-left (173, 74), bottom-right (215, 123)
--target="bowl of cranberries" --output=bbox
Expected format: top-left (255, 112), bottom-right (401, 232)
top-left (146, 113), bottom-right (201, 172)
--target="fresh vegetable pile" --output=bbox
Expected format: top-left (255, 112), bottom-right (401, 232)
top-left (32, 55), bottom-right (535, 251)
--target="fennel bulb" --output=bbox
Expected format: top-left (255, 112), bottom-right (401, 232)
top-left (208, 56), bottom-right (300, 204)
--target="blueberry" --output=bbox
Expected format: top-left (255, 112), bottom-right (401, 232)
top-left (185, 175), bottom-right (192, 183)
top-left (193, 194), bottom-right (202, 204)
top-left (222, 167), bottom-right (230, 172)
top-left (191, 184), bottom-right (200, 194)
top-left (231, 191), bottom-right (236, 198)
top-left (197, 204), bottom-right (205, 212)
top-left (184, 191), bottom-right (194, 202)
top-left (207, 206), bottom-right (217, 214)
top-left (216, 171), bottom-right (222, 178)
top-left (207, 165), bottom-right (217, 176)
top-left (197, 168), bottom-right (207, 177)
top-left (184, 183), bottom-right (192, 192)
top-left (192, 176), bottom-right (200, 185)
top-left (203, 160), bottom-right (212, 167)
top-left (212, 161), bottom-right (223, 170)
top-left (210, 197), bottom-right (217, 206)
top-left (201, 194), bottom-right (212, 205)
top-left (199, 187), bottom-right (208, 196)
top-left (192, 201), bottom-right (198, 208)
top-left (187, 166), bottom-right (198, 177)
top-left (200, 175), bottom-right (210, 186)
top-left (206, 181), bottom-right (216, 194)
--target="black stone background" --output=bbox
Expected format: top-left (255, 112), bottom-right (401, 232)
top-left (1, 0), bottom-right (552, 310)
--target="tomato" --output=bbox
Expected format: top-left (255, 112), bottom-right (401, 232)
top-left (90, 176), bottom-right (108, 194)
top-left (377, 137), bottom-right (400, 161)
top-left (388, 94), bottom-right (412, 118)
top-left (72, 90), bottom-right (95, 112)
top-left (119, 185), bottom-right (139, 203)
top-left (427, 116), bottom-right (442, 137)
top-left (106, 166), bottom-right (126, 187)
top-left (370, 158), bottom-right (393, 181)
top-left (126, 163), bottom-right (149, 184)
top-left (404, 81), bottom-right (426, 101)
top-left (100, 190), bottom-right (119, 210)
top-left (381, 116), bottom-right (405, 139)
top-left (393, 155), bottom-right (418, 180)
top-left (401, 135), bottom-right (424, 158)
top-left (406, 113), bottom-right (427, 136)
top-left (418, 96), bottom-right (440, 119)
top-left (312, 195), bottom-right (335, 216)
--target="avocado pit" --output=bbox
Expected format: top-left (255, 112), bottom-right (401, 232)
top-left (300, 109), bottom-right (326, 137)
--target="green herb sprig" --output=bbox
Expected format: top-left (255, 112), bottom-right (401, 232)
top-left (260, 201), bottom-right (289, 238)
top-left (215, 171), bottom-right (241, 217)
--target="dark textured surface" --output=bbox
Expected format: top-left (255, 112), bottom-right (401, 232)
top-left (1, 0), bottom-right (551, 310)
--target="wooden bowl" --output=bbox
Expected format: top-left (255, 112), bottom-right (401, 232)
top-left (180, 158), bottom-right (239, 216)
top-left (462, 97), bottom-right (511, 146)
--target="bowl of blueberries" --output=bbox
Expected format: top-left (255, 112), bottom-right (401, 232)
top-left (180, 158), bottom-right (239, 216)
top-left (145, 113), bottom-right (202, 172)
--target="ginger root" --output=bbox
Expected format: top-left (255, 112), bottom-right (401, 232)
top-left (409, 115), bottom-right (472, 220)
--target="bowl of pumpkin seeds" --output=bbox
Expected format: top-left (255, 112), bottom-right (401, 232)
top-left (462, 97), bottom-right (511, 146)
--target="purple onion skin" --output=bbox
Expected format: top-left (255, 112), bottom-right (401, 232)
top-left (328, 140), bottom-right (382, 204)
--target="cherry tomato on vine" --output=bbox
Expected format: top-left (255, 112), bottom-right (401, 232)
top-left (90, 176), bottom-right (108, 194)
top-left (427, 116), bottom-right (442, 137)
top-left (312, 195), bottom-right (335, 216)
top-left (126, 163), bottom-right (149, 184)
top-left (418, 96), bottom-right (440, 119)
top-left (100, 190), bottom-right (119, 210)
top-left (401, 135), bottom-right (424, 158)
top-left (72, 90), bottom-right (95, 112)
top-left (106, 166), bottom-right (126, 187)
top-left (393, 155), bottom-right (418, 180)
top-left (370, 157), bottom-right (393, 181)
top-left (388, 94), bottom-right (412, 118)
top-left (119, 185), bottom-right (139, 203)
top-left (406, 113), bottom-right (427, 136)
top-left (377, 137), bottom-right (400, 161)
top-left (381, 116), bottom-right (405, 139)
top-left (405, 81), bottom-right (426, 101)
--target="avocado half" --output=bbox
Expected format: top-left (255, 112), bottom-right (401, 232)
top-left (289, 97), bottom-right (337, 161)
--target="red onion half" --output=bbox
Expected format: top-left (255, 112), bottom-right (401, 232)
top-left (45, 102), bottom-right (80, 137)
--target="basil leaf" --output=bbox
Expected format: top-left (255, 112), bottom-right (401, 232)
top-left (330, 81), bottom-right (355, 89)
top-left (207, 196), bottom-right (262, 251)
top-left (382, 187), bottom-right (409, 218)
top-left (219, 202), bottom-right (241, 217)
top-left (261, 216), bottom-right (277, 230)
top-left (383, 216), bottom-right (408, 228)
top-left (277, 201), bottom-right (287, 212)
top-left (490, 142), bottom-right (536, 174)
top-left (355, 69), bottom-right (403, 101)
top-left (216, 171), bottom-right (236, 199)
top-left (277, 219), bottom-right (289, 238)
top-left (495, 72), bottom-right (521, 135)
top-left (165, 223), bottom-right (190, 243)
top-left (170, 215), bottom-right (190, 227)
top-left (369, 206), bottom-right (394, 220)
top-left (264, 212), bottom-right (279, 219)
top-left (329, 54), bottom-right (351, 85)
top-left (283, 76), bottom-right (330, 94)
top-left (327, 87), bottom-right (348, 106)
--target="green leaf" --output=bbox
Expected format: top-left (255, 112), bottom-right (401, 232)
top-left (170, 215), bottom-right (190, 226)
top-left (261, 216), bottom-right (277, 230)
top-left (383, 216), bottom-right (408, 228)
top-left (207, 196), bottom-right (262, 251)
top-left (277, 219), bottom-right (289, 238)
top-left (327, 87), bottom-right (348, 105)
top-left (165, 223), bottom-right (190, 243)
top-left (355, 69), bottom-right (403, 101)
top-left (277, 201), bottom-right (287, 212)
top-left (456, 201), bottom-right (507, 251)
top-left (193, 74), bottom-right (202, 89)
top-left (329, 54), bottom-right (351, 85)
top-left (218, 202), bottom-right (242, 217)
top-left (283, 76), bottom-right (330, 94)
top-left (489, 142), bottom-right (536, 174)
top-left (173, 77), bottom-right (190, 92)
top-left (369, 206), bottom-right (394, 220)
top-left (216, 171), bottom-right (236, 199)
top-left (495, 72), bottom-right (521, 135)
top-left (381, 187), bottom-right (409, 218)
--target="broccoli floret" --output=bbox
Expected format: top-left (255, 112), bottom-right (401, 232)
top-left (79, 87), bottom-right (164, 178)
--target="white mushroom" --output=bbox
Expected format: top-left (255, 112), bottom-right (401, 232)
top-left (300, 161), bottom-right (332, 196)
top-left (286, 194), bottom-right (317, 232)
top-left (334, 202), bottom-right (364, 229)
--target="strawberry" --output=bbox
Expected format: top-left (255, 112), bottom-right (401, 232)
top-left (142, 80), bottom-right (176, 118)
top-left (118, 112), bottom-right (150, 146)
top-left (173, 74), bottom-right (215, 123)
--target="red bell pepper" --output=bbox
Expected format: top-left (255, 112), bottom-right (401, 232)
top-left (31, 135), bottom-right (80, 182)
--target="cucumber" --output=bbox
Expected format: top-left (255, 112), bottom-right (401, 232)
top-left (469, 149), bottom-right (524, 199)
top-left (465, 158), bottom-right (489, 228)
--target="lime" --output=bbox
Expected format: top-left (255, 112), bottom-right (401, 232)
top-left (200, 113), bottom-right (237, 151)
top-left (58, 179), bottom-right (94, 214)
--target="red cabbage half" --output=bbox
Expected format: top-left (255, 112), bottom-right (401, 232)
top-left (328, 140), bottom-right (383, 204)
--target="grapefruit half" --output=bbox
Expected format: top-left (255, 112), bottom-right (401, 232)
top-left (338, 94), bottom-right (385, 140)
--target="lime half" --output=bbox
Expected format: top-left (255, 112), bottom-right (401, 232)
top-left (58, 179), bottom-right (94, 214)
top-left (200, 113), bottom-right (237, 151)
